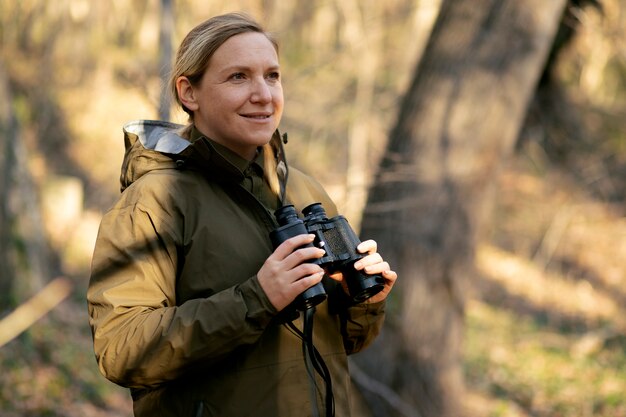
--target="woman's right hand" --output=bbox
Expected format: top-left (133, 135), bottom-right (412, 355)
top-left (257, 234), bottom-right (326, 311)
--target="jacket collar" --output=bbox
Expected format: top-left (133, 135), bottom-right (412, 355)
top-left (179, 126), bottom-right (264, 183)
top-left (120, 119), bottom-right (279, 189)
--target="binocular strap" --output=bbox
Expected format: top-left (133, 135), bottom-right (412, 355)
top-left (286, 307), bottom-right (335, 417)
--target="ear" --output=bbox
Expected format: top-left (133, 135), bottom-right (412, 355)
top-left (176, 76), bottom-right (199, 112)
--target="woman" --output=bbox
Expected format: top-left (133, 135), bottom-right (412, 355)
top-left (88, 12), bottom-right (397, 417)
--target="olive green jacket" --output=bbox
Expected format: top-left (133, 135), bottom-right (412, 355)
top-left (87, 120), bottom-right (385, 417)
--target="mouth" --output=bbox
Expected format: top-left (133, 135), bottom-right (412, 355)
top-left (240, 112), bottom-right (272, 120)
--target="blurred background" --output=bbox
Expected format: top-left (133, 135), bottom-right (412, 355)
top-left (0, 0), bottom-right (625, 416)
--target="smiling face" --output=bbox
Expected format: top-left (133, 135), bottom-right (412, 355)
top-left (176, 31), bottom-right (283, 160)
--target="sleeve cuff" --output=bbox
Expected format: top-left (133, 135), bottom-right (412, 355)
top-left (236, 275), bottom-right (278, 329)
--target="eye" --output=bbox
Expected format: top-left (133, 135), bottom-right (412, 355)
top-left (266, 71), bottom-right (280, 82)
top-left (229, 72), bottom-right (246, 81)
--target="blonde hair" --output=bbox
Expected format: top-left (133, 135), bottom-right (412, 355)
top-left (170, 13), bottom-right (282, 196)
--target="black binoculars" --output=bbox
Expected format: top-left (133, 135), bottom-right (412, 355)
top-left (269, 203), bottom-right (385, 310)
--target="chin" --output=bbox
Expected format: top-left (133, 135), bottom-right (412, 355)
top-left (249, 133), bottom-right (275, 146)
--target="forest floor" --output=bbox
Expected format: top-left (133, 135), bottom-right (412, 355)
top-left (1, 145), bottom-right (625, 417)
top-left (464, 145), bottom-right (626, 417)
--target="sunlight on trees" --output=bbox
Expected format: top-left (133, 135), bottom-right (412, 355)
top-left (0, 0), bottom-right (624, 416)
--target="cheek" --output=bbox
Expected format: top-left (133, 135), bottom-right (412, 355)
top-left (205, 87), bottom-right (246, 108)
top-left (273, 88), bottom-right (284, 109)
top-left (274, 97), bottom-right (284, 121)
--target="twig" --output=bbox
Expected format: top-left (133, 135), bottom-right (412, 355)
top-left (349, 359), bottom-right (423, 417)
top-left (0, 277), bottom-right (73, 348)
top-left (533, 204), bottom-right (574, 269)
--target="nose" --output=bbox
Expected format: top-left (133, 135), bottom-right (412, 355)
top-left (250, 77), bottom-right (272, 104)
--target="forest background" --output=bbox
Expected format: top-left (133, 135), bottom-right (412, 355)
top-left (0, 0), bottom-right (625, 416)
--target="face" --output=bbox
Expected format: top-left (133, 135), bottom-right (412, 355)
top-left (178, 32), bottom-right (283, 160)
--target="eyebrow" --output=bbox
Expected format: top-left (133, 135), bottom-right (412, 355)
top-left (219, 64), bottom-right (281, 74)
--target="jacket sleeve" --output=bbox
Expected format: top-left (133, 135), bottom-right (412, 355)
top-left (87, 194), bottom-right (277, 389)
top-left (326, 282), bottom-right (385, 355)
top-left (341, 300), bottom-right (385, 354)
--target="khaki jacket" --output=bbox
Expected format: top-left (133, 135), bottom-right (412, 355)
top-left (88, 120), bottom-right (385, 417)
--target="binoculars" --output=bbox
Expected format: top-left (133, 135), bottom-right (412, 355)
top-left (270, 203), bottom-right (385, 310)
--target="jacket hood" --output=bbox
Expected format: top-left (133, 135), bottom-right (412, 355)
top-left (120, 120), bottom-right (191, 192)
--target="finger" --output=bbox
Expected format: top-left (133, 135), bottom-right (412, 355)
top-left (363, 269), bottom-right (398, 304)
top-left (362, 261), bottom-right (391, 276)
top-left (289, 270), bottom-right (325, 293)
top-left (356, 239), bottom-right (377, 255)
top-left (289, 262), bottom-right (325, 281)
top-left (268, 257), bottom-right (323, 290)
top-left (354, 253), bottom-right (383, 270)
top-left (381, 268), bottom-right (398, 283)
top-left (283, 246), bottom-right (326, 271)
top-left (264, 269), bottom-right (325, 311)
top-left (272, 234), bottom-right (316, 260)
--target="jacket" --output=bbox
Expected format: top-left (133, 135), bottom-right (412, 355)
top-left (87, 120), bottom-right (386, 416)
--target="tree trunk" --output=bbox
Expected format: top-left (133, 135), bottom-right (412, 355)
top-left (0, 64), bottom-right (17, 309)
top-left (356, 1), bottom-right (568, 416)
top-left (337, 0), bottom-right (380, 230)
top-left (158, 0), bottom-right (174, 121)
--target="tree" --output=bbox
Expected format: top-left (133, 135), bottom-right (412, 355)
top-left (0, 63), bottom-right (17, 309)
top-left (158, 0), bottom-right (174, 121)
top-left (355, 1), bottom-right (568, 416)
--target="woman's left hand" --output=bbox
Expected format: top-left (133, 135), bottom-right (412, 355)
top-left (327, 239), bottom-right (397, 304)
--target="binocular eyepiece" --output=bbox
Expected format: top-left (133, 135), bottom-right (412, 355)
top-left (270, 203), bottom-right (385, 310)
